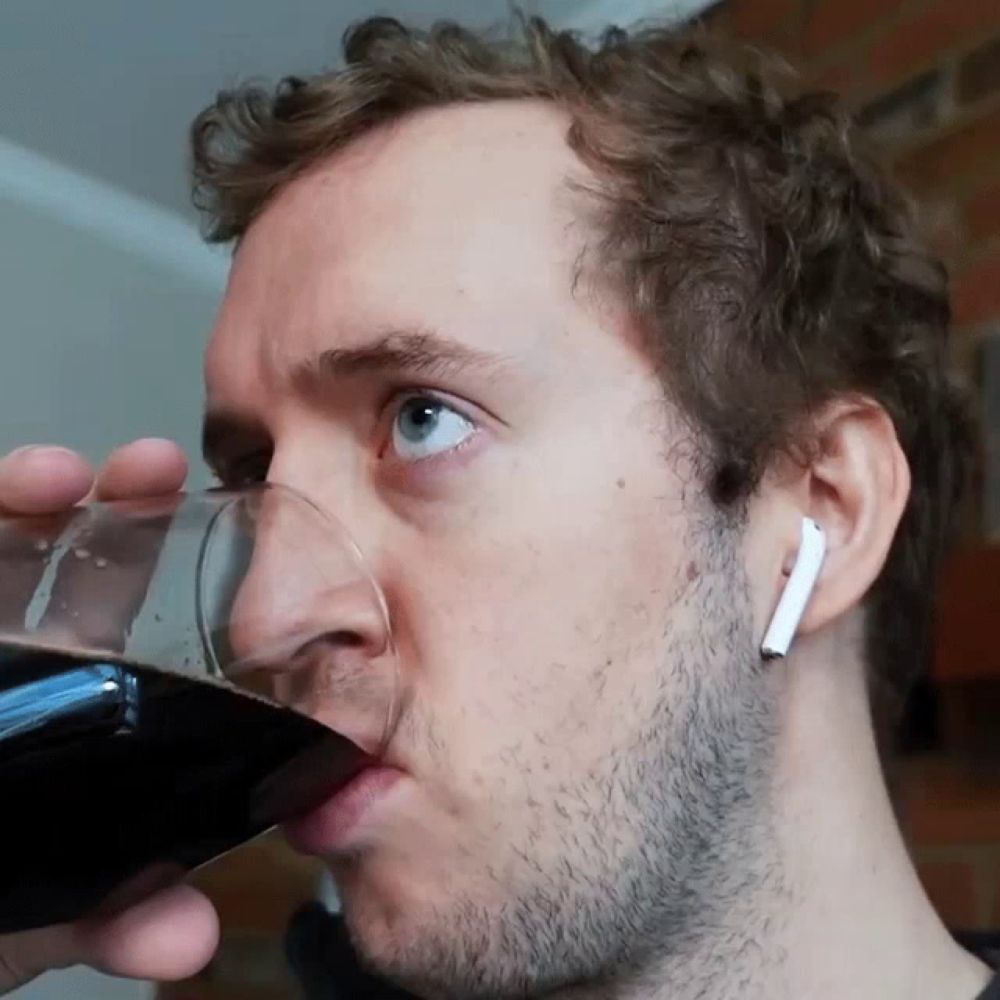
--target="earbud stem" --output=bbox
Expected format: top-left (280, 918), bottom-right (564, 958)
top-left (760, 517), bottom-right (826, 660)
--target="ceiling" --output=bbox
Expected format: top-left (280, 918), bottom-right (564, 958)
top-left (0, 0), bottom-right (709, 220)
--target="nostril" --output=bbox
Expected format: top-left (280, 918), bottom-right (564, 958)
top-left (325, 630), bottom-right (366, 650)
top-left (288, 629), bottom-right (376, 667)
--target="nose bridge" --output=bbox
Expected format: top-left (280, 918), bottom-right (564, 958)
top-left (271, 432), bottom-right (380, 557)
top-left (265, 422), bottom-right (359, 524)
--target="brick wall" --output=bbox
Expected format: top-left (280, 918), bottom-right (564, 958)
top-left (902, 755), bottom-right (1000, 930)
top-left (707, 0), bottom-right (1000, 532)
top-left (704, 0), bottom-right (1000, 931)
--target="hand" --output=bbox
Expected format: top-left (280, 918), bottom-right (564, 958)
top-left (0, 440), bottom-right (219, 992)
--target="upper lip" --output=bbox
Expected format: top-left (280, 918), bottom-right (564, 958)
top-left (371, 744), bottom-right (407, 773)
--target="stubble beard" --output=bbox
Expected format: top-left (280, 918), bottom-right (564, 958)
top-left (347, 520), bottom-right (785, 1000)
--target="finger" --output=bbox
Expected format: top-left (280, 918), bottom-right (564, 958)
top-left (0, 446), bottom-right (93, 515)
top-left (81, 884), bottom-right (219, 981)
top-left (0, 884), bottom-right (219, 990)
top-left (0, 922), bottom-right (87, 990)
top-left (0, 448), bottom-right (94, 635)
top-left (93, 439), bottom-right (188, 502)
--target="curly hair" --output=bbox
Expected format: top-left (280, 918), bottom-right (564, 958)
top-left (191, 14), bottom-right (976, 751)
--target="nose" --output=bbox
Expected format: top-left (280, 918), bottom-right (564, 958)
top-left (228, 573), bottom-right (390, 668)
top-left (218, 487), bottom-right (396, 754)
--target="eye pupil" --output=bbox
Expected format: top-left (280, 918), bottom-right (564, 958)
top-left (390, 394), bottom-right (474, 461)
top-left (400, 399), bottom-right (440, 441)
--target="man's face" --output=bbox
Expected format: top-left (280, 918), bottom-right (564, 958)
top-left (205, 101), bottom-right (776, 998)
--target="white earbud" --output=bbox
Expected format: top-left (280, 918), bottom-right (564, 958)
top-left (760, 517), bottom-right (827, 660)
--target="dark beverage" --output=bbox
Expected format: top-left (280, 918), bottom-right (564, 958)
top-left (0, 640), bottom-right (367, 934)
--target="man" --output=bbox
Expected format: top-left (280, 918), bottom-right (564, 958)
top-left (0, 13), bottom-right (995, 1000)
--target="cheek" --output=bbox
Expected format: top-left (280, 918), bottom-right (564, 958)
top-left (391, 473), bottom-right (683, 792)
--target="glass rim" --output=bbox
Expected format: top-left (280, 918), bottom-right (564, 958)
top-left (194, 481), bottom-right (399, 751)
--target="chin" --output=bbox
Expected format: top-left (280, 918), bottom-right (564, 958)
top-left (333, 854), bottom-right (429, 949)
top-left (332, 857), bottom-right (483, 999)
top-left (339, 889), bottom-right (441, 995)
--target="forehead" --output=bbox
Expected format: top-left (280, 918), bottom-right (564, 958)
top-left (206, 100), bottom-right (599, 390)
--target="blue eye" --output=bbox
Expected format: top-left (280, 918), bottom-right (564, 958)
top-left (391, 396), bottom-right (475, 461)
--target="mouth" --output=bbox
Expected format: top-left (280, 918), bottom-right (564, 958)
top-left (281, 762), bottom-right (404, 855)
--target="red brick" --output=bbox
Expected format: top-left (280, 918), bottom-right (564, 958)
top-left (809, 56), bottom-right (869, 102)
top-left (895, 104), bottom-right (1000, 195)
top-left (992, 875), bottom-right (1000, 926)
top-left (934, 553), bottom-right (1000, 684)
top-left (916, 860), bottom-right (982, 928)
top-left (907, 792), bottom-right (1000, 845)
top-left (801, 0), bottom-right (903, 57)
top-left (918, 197), bottom-right (965, 265)
top-left (951, 246), bottom-right (1000, 327)
top-left (868, 0), bottom-right (1000, 92)
top-left (728, 0), bottom-right (800, 45)
top-left (860, 69), bottom-right (945, 141)
top-left (959, 35), bottom-right (1000, 105)
top-left (901, 757), bottom-right (1000, 846)
top-left (965, 177), bottom-right (1000, 247)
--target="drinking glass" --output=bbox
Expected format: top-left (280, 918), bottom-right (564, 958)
top-left (0, 484), bottom-right (399, 932)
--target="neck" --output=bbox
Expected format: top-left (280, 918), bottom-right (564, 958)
top-left (549, 624), bottom-right (992, 1000)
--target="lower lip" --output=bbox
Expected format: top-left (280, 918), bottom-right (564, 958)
top-left (282, 766), bottom-right (403, 854)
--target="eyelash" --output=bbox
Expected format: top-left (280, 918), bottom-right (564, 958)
top-left (219, 450), bottom-right (271, 487)
top-left (217, 389), bottom-right (481, 486)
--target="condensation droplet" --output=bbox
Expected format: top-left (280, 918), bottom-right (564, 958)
top-left (95, 557), bottom-right (108, 569)
top-left (73, 548), bottom-right (91, 560)
top-left (33, 539), bottom-right (50, 553)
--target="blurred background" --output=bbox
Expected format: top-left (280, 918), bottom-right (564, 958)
top-left (0, 0), bottom-right (997, 997)
top-left (701, 0), bottom-right (1000, 963)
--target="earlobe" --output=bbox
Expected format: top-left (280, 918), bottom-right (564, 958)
top-left (761, 517), bottom-right (827, 659)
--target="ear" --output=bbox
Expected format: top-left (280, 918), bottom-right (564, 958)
top-left (767, 398), bottom-right (911, 640)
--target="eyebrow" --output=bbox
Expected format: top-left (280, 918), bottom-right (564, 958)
top-left (295, 328), bottom-right (514, 386)
top-left (202, 329), bottom-right (515, 475)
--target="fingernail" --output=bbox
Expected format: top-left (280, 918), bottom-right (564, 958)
top-left (6, 445), bottom-right (77, 461)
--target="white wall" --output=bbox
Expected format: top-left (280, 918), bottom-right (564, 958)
top-left (1, 140), bottom-right (224, 998)
top-left (0, 137), bottom-right (224, 470)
